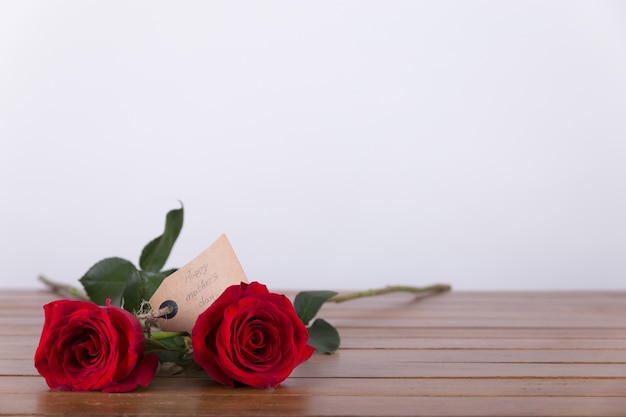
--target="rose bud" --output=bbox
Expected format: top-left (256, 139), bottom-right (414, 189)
top-left (34, 299), bottom-right (158, 392)
top-left (192, 281), bottom-right (315, 388)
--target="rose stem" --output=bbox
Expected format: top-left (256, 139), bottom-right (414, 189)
top-left (327, 284), bottom-right (451, 303)
top-left (38, 275), bottom-right (91, 301)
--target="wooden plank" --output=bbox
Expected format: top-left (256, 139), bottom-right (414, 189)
top-left (291, 358), bottom-right (626, 379)
top-left (329, 318), bottom-right (626, 328)
top-left (302, 349), bottom-right (626, 364)
top-left (8, 356), bottom-right (626, 378)
top-left (339, 338), bottom-right (626, 349)
top-left (5, 376), bottom-right (626, 398)
top-left (319, 292), bottom-right (626, 307)
top-left (6, 358), bottom-right (626, 379)
top-left (2, 391), bottom-right (626, 417)
top-left (8, 376), bottom-right (626, 417)
top-left (3, 290), bottom-right (626, 417)
top-left (336, 327), bottom-right (626, 339)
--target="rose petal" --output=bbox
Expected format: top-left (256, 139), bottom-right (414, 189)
top-left (105, 304), bottom-right (144, 381)
top-left (34, 299), bottom-right (156, 393)
top-left (192, 281), bottom-right (315, 389)
top-left (102, 354), bottom-right (159, 393)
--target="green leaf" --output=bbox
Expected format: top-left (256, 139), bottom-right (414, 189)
top-left (79, 258), bottom-right (167, 313)
top-left (307, 318), bottom-right (340, 354)
top-left (144, 338), bottom-right (174, 354)
top-left (139, 204), bottom-right (184, 272)
top-left (79, 257), bottom-right (137, 308)
top-left (294, 290), bottom-right (337, 325)
top-left (145, 335), bottom-right (187, 353)
top-left (140, 270), bottom-right (169, 300)
top-left (123, 270), bottom-right (168, 313)
top-left (145, 335), bottom-right (194, 368)
top-left (161, 268), bottom-right (178, 277)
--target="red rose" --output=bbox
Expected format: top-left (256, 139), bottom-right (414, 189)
top-left (192, 281), bottom-right (314, 388)
top-left (34, 299), bottom-right (158, 392)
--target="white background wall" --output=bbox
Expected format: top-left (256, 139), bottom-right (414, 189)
top-left (1, 1), bottom-right (625, 291)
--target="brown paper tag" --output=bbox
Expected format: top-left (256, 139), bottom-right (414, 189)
top-left (149, 234), bottom-right (248, 332)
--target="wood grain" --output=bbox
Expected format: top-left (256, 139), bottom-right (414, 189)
top-left (1, 290), bottom-right (625, 416)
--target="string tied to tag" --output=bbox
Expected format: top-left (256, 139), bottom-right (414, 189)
top-left (137, 300), bottom-right (178, 336)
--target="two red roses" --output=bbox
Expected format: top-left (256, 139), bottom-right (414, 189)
top-left (35, 282), bottom-right (314, 392)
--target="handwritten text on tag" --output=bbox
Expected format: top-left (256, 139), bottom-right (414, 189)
top-left (149, 234), bottom-right (248, 332)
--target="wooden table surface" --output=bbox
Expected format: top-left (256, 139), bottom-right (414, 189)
top-left (2, 289), bottom-right (626, 416)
